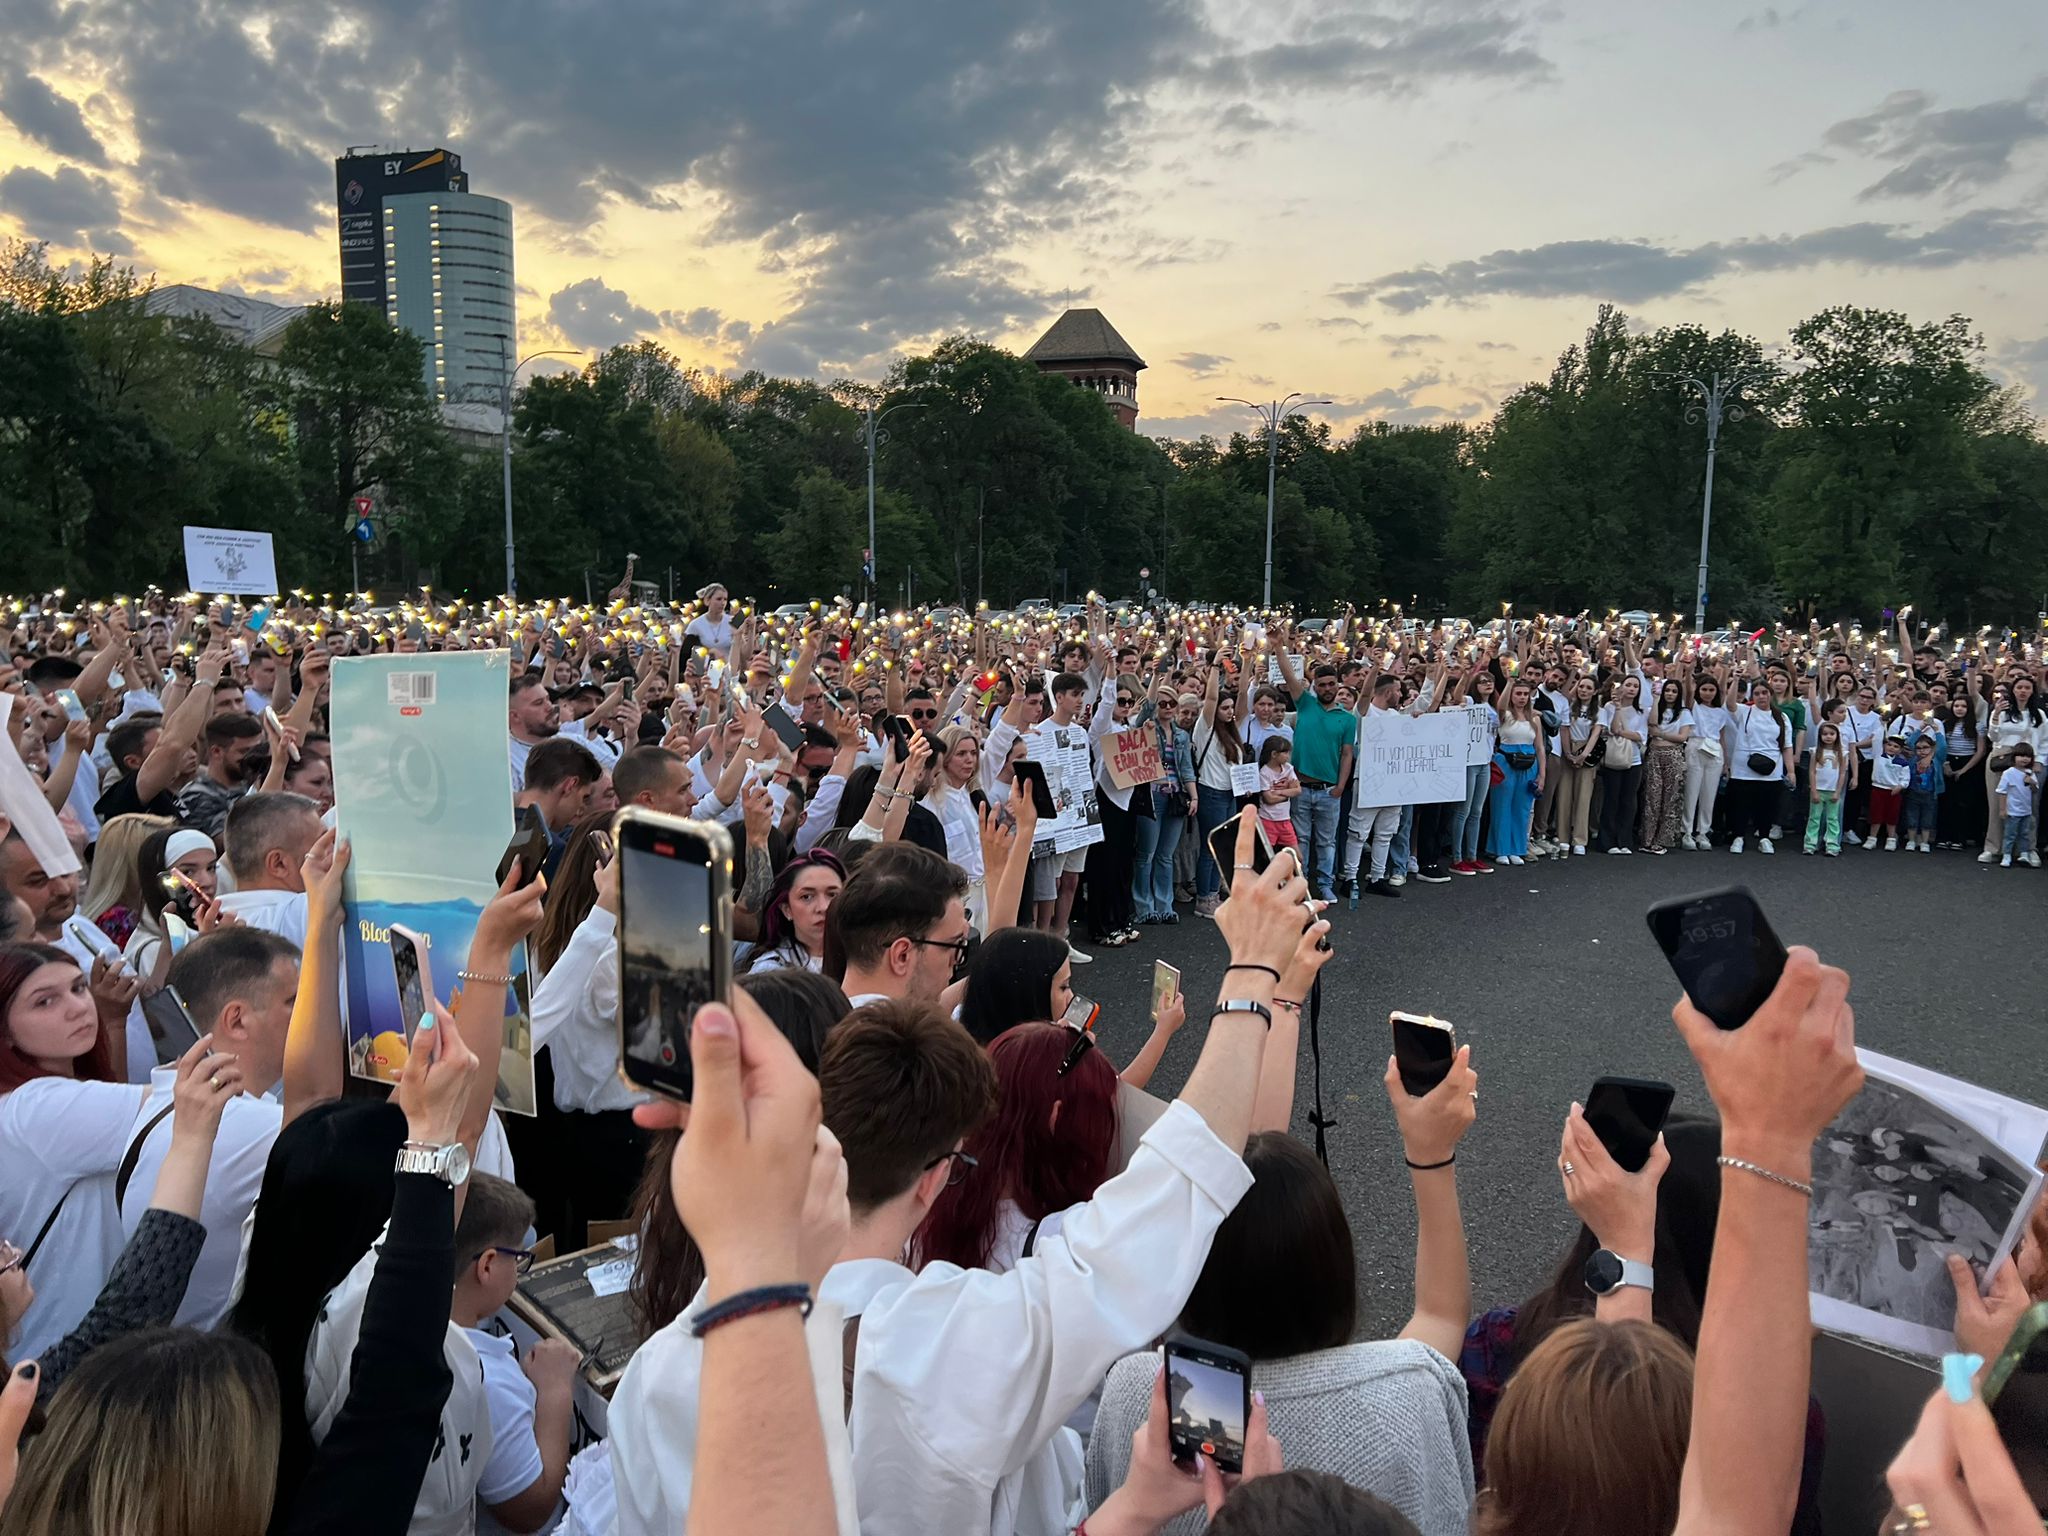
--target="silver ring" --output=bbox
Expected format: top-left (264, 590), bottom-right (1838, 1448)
top-left (1469, 1091), bottom-right (1478, 1103)
top-left (1561, 1161), bottom-right (1576, 1177)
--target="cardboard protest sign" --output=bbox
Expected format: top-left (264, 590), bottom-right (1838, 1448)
top-left (182, 526), bottom-right (279, 595)
top-left (1105, 724), bottom-right (1164, 790)
top-left (331, 650), bottom-right (537, 1114)
top-left (1353, 710), bottom-right (1469, 809)
top-left (0, 695), bottom-right (81, 877)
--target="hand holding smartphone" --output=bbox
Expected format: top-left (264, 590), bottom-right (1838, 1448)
top-left (615, 808), bottom-right (733, 1101)
top-left (1390, 1012), bottom-right (1457, 1097)
top-left (1010, 759), bottom-right (1058, 818)
top-left (1161, 1337), bottom-right (1251, 1473)
top-left (1206, 807), bottom-right (1275, 894)
top-left (1646, 885), bottom-right (1787, 1030)
top-left (496, 805), bottom-right (550, 890)
top-left (1582, 1076), bottom-right (1676, 1173)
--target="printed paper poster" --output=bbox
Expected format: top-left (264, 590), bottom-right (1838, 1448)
top-left (182, 526), bottom-right (280, 595)
top-left (1026, 725), bottom-right (1103, 857)
top-left (331, 650), bottom-right (537, 1115)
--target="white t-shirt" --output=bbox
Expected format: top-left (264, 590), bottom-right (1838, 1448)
top-left (467, 1326), bottom-right (546, 1532)
top-left (683, 615), bottom-right (735, 655)
top-left (1730, 706), bottom-right (1790, 782)
top-left (1998, 766), bottom-right (2036, 819)
top-left (1843, 708), bottom-right (1885, 760)
top-left (216, 886), bottom-right (312, 951)
top-left (1648, 707), bottom-right (1695, 743)
top-left (1689, 703), bottom-right (1732, 758)
top-left (117, 1063), bottom-right (282, 1328)
top-left (1596, 705), bottom-right (1643, 768)
top-left (0, 1076), bottom-right (149, 1358)
top-left (1813, 753), bottom-right (1844, 795)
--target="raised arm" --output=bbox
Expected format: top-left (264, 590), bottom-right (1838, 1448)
top-left (450, 869), bottom-right (547, 1158)
top-left (136, 645), bottom-right (228, 805)
top-left (282, 830), bottom-right (351, 1125)
top-left (1381, 1047), bottom-right (1477, 1359)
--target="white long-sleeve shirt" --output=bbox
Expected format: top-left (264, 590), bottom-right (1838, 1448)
top-left (606, 1099), bottom-right (1252, 1536)
top-left (529, 907), bottom-right (644, 1114)
top-left (1088, 674), bottom-right (1133, 813)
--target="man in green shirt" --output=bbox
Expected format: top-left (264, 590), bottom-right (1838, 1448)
top-left (1277, 652), bottom-right (1354, 901)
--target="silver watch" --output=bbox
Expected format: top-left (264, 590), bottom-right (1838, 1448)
top-left (1583, 1248), bottom-right (1654, 1296)
top-left (396, 1140), bottom-right (472, 1187)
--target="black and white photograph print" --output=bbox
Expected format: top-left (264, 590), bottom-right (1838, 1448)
top-left (1810, 1073), bottom-right (2038, 1353)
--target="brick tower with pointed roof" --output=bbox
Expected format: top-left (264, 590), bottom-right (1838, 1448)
top-left (1024, 308), bottom-right (1146, 429)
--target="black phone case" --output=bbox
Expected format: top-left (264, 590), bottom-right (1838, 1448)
top-left (1644, 885), bottom-right (1788, 1030)
top-left (1392, 1018), bottom-right (1456, 1098)
top-left (1584, 1076), bottom-right (1675, 1173)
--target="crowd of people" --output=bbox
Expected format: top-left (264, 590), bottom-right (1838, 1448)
top-left (0, 580), bottom-right (2043, 1536)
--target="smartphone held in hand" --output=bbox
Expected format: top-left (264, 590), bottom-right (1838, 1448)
top-left (496, 804), bottom-right (551, 890)
top-left (1645, 885), bottom-right (1787, 1030)
top-left (614, 807), bottom-right (733, 1102)
top-left (1162, 1336), bottom-right (1252, 1474)
top-left (1010, 759), bottom-right (1058, 818)
top-left (387, 924), bottom-right (435, 1044)
top-left (1151, 961), bottom-right (1180, 1027)
top-left (1390, 1012), bottom-right (1457, 1097)
top-left (1207, 807), bottom-right (1274, 894)
top-left (1583, 1076), bottom-right (1676, 1173)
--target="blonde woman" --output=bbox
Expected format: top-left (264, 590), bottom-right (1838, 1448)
top-left (923, 724), bottom-right (990, 931)
top-left (1554, 676), bottom-right (1603, 856)
top-left (77, 813), bottom-right (175, 948)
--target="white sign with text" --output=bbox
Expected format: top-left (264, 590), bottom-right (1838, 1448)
top-left (183, 525), bottom-right (279, 595)
top-left (1354, 710), bottom-right (1470, 809)
top-left (1452, 703), bottom-right (1497, 769)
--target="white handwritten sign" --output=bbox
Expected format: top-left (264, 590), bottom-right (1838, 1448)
top-left (1452, 703), bottom-right (1496, 769)
top-left (183, 526), bottom-right (279, 595)
top-left (1354, 711), bottom-right (1470, 809)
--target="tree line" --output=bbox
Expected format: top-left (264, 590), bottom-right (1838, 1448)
top-left (3, 236), bottom-right (2043, 625)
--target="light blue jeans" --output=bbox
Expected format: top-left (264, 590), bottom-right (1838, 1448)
top-left (1449, 762), bottom-right (1489, 863)
top-left (1486, 752), bottom-right (1539, 859)
top-left (1131, 796), bottom-right (1188, 919)
top-left (1389, 804), bottom-right (1415, 875)
top-left (1195, 784), bottom-right (1238, 898)
top-left (1291, 783), bottom-right (1343, 898)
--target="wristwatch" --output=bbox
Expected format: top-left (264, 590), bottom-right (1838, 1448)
top-left (395, 1140), bottom-right (472, 1187)
top-left (1582, 1248), bottom-right (1654, 1297)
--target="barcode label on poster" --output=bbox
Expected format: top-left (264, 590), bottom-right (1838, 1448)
top-left (387, 672), bottom-right (438, 707)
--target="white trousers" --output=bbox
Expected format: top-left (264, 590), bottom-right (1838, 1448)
top-left (1343, 803), bottom-right (1401, 881)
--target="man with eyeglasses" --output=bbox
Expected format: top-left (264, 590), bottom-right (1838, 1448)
top-left (452, 1171), bottom-right (582, 1535)
top-left (1844, 684), bottom-right (1886, 845)
top-left (827, 842), bottom-right (976, 1006)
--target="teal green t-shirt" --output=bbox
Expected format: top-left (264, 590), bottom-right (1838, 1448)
top-left (1289, 690), bottom-right (1356, 785)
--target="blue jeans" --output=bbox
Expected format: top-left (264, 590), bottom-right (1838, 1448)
top-left (1449, 762), bottom-right (1488, 863)
top-left (1486, 752), bottom-right (1539, 858)
top-left (1195, 784), bottom-right (1238, 898)
top-left (1291, 783), bottom-right (1343, 898)
top-left (2003, 812), bottom-right (2032, 859)
top-left (1389, 803), bottom-right (1414, 874)
top-left (1131, 797), bottom-right (1188, 919)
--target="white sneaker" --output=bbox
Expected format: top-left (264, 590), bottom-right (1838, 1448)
top-left (1769, 825), bottom-right (1784, 841)
top-left (2002, 855), bottom-right (2013, 868)
top-left (1388, 874), bottom-right (1406, 887)
top-left (1920, 842), bottom-right (1932, 855)
top-left (2026, 852), bottom-right (2042, 869)
top-left (1730, 837), bottom-right (1744, 854)
top-left (1066, 944), bottom-right (1093, 965)
top-left (1979, 851), bottom-right (1999, 863)
top-left (1885, 836), bottom-right (1898, 851)
top-left (1758, 838), bottom-right (1775, 855)
top-left (1607, 845), bottom-right (1627, 855)
top-left (1845, 830), bottom-right (1862, 846)
top-left (1573, 844), bottom-right (1586, 856)
top-left (1679, 835), bottom-right (1697, 851)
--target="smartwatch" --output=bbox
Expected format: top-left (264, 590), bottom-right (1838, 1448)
top-left (1582, 1249), bottom-right (1654, 1297)
top-left (396, 1141), bottom-right (473, 1188)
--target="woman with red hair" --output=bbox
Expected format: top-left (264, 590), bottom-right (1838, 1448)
top-left (915, 1019), bottom-right (1120, 1274)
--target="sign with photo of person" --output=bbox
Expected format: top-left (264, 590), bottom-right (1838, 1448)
top-left (1026, 724), bottom-right (1103, 856)
top-left (330, 648), bottom-right (538, 1115)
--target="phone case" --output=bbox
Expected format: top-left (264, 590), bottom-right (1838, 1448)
top-left (613, 808), bottom-right (734, 1101)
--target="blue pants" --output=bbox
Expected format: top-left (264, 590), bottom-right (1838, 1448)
top-left (1291, 783), bottom-right (1343, 898)
top-left (1389, 803), bottom-right (1414, 874)
top-left (2003, 812), bottom-right (2032, 859)
top-left (1195, 784), bottom-right (1238, 898)
top-left (1449, 762), bottom-right (1489, 863)
top-left (1131, 801), bottom-right (1187, 919)
top-left (1486, 753), bottom-right (1539, 858)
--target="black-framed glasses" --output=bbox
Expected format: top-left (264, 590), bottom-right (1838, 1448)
top-left (491, 1245), bottom-right (535, 1275)
top-left (1057, 1020), bottom-right (1097, 1077)
top-left (923, 1148), bottom-right (979, 1188)
top-left (912, 929), bottom-right (981, 981)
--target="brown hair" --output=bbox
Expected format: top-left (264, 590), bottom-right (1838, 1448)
top-left (1477, 1319), bottom-right (1693, 1536)
top-left (820, 999), bottom-right (997, 1214)
top-left (821, 842), bottom-right (966, 977)
top-left (4, 1327), bottom-right (279, 1536)
top-left (1209, 1469), bottom-right (1421, 1535)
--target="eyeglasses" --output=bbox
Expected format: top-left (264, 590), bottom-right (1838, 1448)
top-left (490, 1245), bottom-right (535, 1274)
top-left (909, 707), bottom-right (939, 721)
top-left (1057, 1019), bottom-right (1097, 1077)
top-left (923, 1148), bottom-right (979, 1188)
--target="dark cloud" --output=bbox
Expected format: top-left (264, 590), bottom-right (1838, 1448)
top-left (15, 0), bottom-right (1557, 377)
top-left (1174, 352), bottom-right (1232, 377)
top-left (1337, 208), bottom-right (2048, 312)
top-left (0, 164), bottom-right (121, 245)
top-left (0, 65), bottom-right (107, 165)
top-left (1257, 321), bottom-right (1282, 332)
top-left (1381, 330), bottom-right (1443, 358)
top-left (1821, 81), bottom-right (2048, 201)
top-left (1476, 340), bottom-right (1515, 351)
top-left (548, 277), bottom-right (661, 351)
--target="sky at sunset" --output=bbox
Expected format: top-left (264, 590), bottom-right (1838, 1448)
top-left (1, 0), bottom-right (2043, 441)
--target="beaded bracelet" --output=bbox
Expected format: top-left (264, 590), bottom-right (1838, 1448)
top-left (689, 1283), bottom-right (814, 1338)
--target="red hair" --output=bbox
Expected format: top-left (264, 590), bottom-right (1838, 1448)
top-left (0, 942), bottom-right (117, 1092)
top-left (913, 1022), bottom-right (1117, 1271)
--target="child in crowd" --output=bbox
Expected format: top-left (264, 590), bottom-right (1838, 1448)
top-left (1903, 734), bottom-right (1943, 853)
top-left (1866, 735), bottom-right (1912, 851)
top-left (1257, 735), bottom-right (1301, 850)
top-left (1805, 720), bottom-right (1848, 856)
top-left (1997, 742), bottom-right (2038, 868)
top-left (452, 1172), bottom-right (583, 1534)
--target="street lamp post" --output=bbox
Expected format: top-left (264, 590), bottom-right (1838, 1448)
top-left (498, 343), bottom-right (581, 598)
top-left (1652, 367), bottom-right (1765, 631)
top-left (859, 400), bottom-right (926, 609)
top-left (1218, 392), bottom-right (1333, 607)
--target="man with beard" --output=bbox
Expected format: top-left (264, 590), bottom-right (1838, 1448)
top-left (509, 669), bottom-right (561, 792)
top-left (174, 712), bottom-right (266, 842)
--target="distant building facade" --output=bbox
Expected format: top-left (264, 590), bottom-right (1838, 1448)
top-left (1024, 308), bottom-right (1146, 429)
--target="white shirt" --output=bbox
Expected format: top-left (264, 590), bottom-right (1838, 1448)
top-left (117, 1064), bottom-right (282, 1328)
top-left (467, 1326), bottom-right (546, 1531)
top-left (922, 783), bottom-right (984, 879)
top-left (1089, 675), bottom-right (1134, 813)
top-left (530, 907), bottom-right (645, 1115)
top-left (682, 614), bottom-right (735, 655)
top-left (610, 1100), bottom-right (1250, 1536)
top-left (1689, 703), bottom-right (1731, 758)
top-left (1843, 707), bottom-right (1884, 760)
top-left (1730, 705), bottom-right (1790, 781)
top-left (0, 1075), bottom-right (149, 1357)
top-left (1999, 766), bottom-right (2037, 819)
top-left (216, 886), bottom-right (312, 951)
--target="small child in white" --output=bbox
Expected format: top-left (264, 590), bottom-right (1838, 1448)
top-left (1996, 743), bottom-right (2038, 869)
top-left (454, 1172), bottom-right (583, 1534)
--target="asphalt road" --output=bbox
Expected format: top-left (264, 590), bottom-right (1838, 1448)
top-left (1074, 843), bottom-right (2046, 1339)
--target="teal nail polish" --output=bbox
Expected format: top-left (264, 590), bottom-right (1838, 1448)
top-left (1942, 1352), bottom-right (1982, 1403)
top-left (417, 1013), bottom-right (436, 1033)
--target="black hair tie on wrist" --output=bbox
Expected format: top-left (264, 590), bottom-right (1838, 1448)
top-left (1404, 1154), bottom-right (1456, 1171)
top-left (1225, 963), bottom-right (1281, 982)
